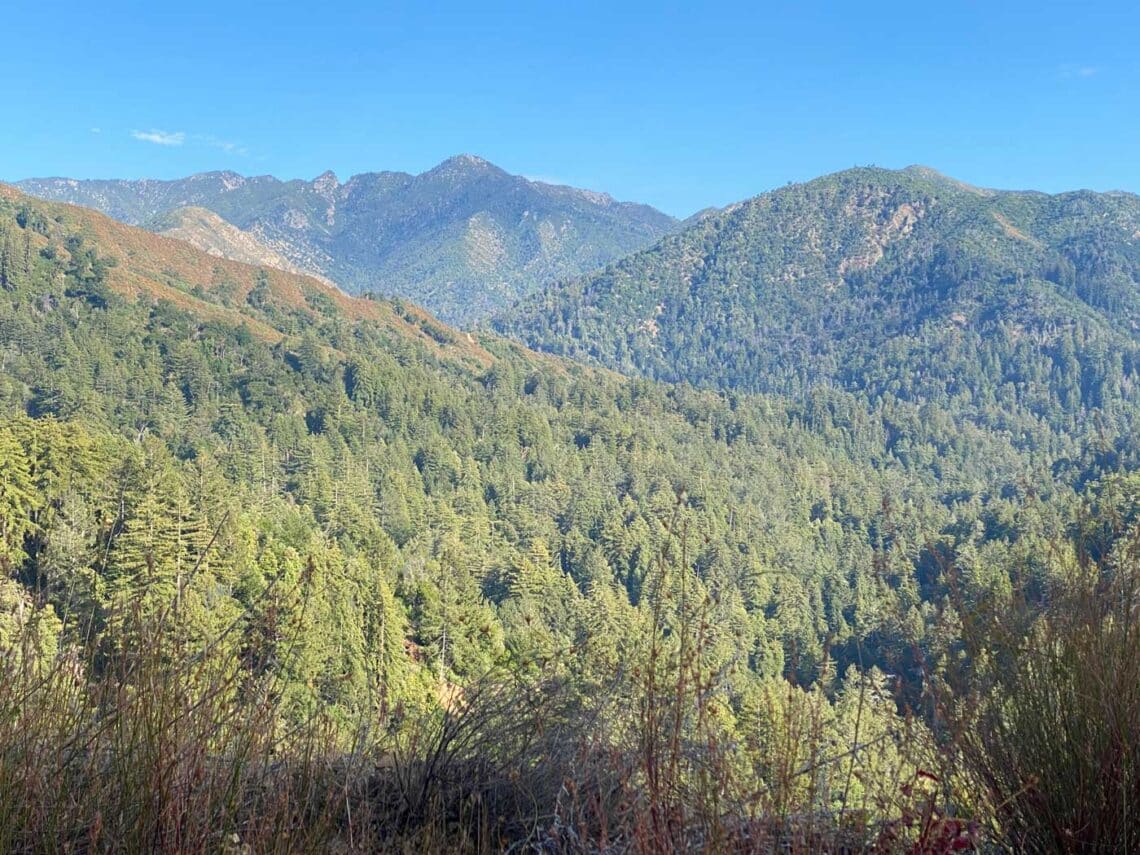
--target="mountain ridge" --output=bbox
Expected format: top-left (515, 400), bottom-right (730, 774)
top-left (15, 156), bottom-right (678, 324)
top-left (496, 165), bottom-right (1140, 429)
top-left (0, 182), bottom-right (502, 369)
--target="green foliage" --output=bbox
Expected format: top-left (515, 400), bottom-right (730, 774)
top-left (1, 187), bottom-right (1140, 848)
top-left (499, 166), bottom-right (1140, 447)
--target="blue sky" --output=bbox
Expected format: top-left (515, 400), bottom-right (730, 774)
top-left (2, 1), bottom-right (1137, 216)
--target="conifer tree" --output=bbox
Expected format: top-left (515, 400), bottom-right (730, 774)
top-left (0, 426), bottom-right (38, 575)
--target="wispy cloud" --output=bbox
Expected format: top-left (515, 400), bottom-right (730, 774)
top-left (196, 134), bottom-right (249, 156)
top-left (90, 127), bottom-right (102, 135)
top-left (128, 128), bottom-right (250, 156)
top-left (1059, 63), bottom-right (1101, 79)
top-left (131, 128), bottom-right (186, 146)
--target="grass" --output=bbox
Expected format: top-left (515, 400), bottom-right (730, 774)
top-left (939, 522), bottom-right (1140, 852)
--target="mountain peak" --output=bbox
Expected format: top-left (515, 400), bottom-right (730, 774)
top-left (14, 158), bottom-right (677, 325)
top-left (445, 153), bottom-right (493, 168)
top-left (755, 165), bottom-right (995, 203)
top-left (312, 170), bottom-right (340, 194)
top-left (426, 154), bottom-right (506, 179)
top-left (900, 165), bottom-right (992, 195)
top-left (901, 164), bottom-right (947, 178)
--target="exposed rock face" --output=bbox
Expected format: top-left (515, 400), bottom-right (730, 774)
top-left (152, 206), bottom-right (338, 287)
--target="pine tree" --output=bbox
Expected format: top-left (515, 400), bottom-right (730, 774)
top-left (106, 456), bottom-right (207, 625)
top-left (0, 426), bottom-right (39, 575)
top-left (0, 228), bottom-right (16, 291)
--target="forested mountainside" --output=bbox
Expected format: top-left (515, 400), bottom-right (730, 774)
top-left (3, 185), bottom-right (1140, 850)
top-left (498, 166), bottom-right (1140, 433)
top-left (16, 155), bottom-right (677, 325)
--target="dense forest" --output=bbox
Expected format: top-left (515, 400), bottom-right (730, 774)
top-left (498, 167), bottom-right (1140, 435)
top-left (2, 185), bottom-right (1140, 851)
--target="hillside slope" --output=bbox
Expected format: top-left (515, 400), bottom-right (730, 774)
top-left (498, 166), bottom-right (1140, 428)
top-left (150, 205), bottom-right (338, 287)
top-left (3, 178), bottom-right (1140, 850)
top-left (0, 178), bottom-right (1112, 691)
top-left (0, 184), bottom-right (495, 368)
top-left (16, 156), bottom-right (678, 325)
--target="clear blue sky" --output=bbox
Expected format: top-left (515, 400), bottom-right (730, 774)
top-left (3, 1), bottom-right (1137, 216)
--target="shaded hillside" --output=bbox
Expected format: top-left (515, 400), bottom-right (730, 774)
top-left (16, 156), bottom-right (677, 324)
top-left (498, 166), bottom-right (1140, 432)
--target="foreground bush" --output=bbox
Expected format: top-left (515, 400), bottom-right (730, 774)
top-left (945, 513), bottom-right (1140, 852)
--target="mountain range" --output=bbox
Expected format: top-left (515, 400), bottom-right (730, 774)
top-left (16, 155), bottom-right (677, 325)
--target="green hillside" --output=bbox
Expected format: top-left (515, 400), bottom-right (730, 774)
top-left (498, 166), bottom-right (1140, 435)
top-left (3, 185), bottom-right (1139, 850)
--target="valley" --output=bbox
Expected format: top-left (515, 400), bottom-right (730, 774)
top-left (2, 166), bottom-right (1139, 848)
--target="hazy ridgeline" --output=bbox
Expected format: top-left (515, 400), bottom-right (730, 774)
top-left (3, 177), bottom-right (1140, 851)
top-left (16, 156), bottom-right (678, 326)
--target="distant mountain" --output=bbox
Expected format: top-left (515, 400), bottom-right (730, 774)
top-left (497, 166), bottom-right (1140, 424)
top-left (16, 155), bottom-right (677, 324)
